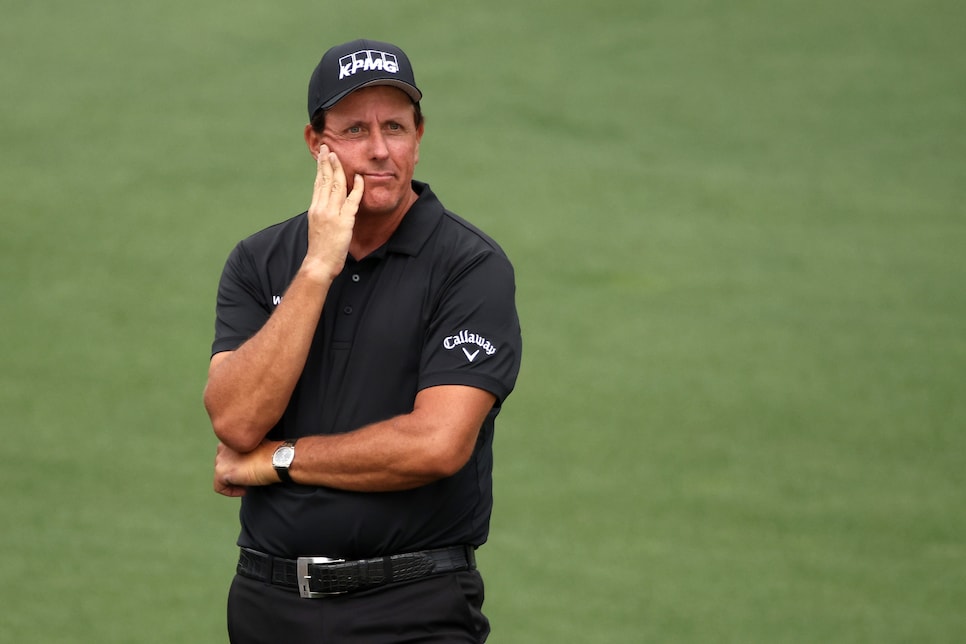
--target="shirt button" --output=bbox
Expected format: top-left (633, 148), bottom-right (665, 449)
top-left (351, 274), bottom-right (361, 282)
top-left (343, 305), bottom-right (353, 315)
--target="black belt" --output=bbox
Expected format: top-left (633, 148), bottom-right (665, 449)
top-left (237, 545), bottom-right (476, 598)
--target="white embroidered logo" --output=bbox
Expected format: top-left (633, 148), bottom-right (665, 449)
top-left (339, 50), bottom-right (399, 80)
top-left (443, 330), bottom-right (497, 363)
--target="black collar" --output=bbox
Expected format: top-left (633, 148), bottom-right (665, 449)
top-left (381, 181), bottom-right (444, 258)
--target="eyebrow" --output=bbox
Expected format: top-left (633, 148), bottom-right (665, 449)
top-left (329, 111), bottom-right (412, 128)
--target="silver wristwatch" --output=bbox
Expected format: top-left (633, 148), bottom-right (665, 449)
top-left (272, 439), bottom-right (297, 483)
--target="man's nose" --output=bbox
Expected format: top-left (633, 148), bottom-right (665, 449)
top-left (368, 130), bottom-right (390, 159)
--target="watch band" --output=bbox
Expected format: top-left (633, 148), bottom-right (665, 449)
top-left (273, 439), bottom-right (297, 484)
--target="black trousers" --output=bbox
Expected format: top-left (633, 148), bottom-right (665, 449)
top-left (227, 570), bottom-right (490, 643)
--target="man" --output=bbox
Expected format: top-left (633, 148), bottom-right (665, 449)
top-left (204, 39), bottom-right (522, 642)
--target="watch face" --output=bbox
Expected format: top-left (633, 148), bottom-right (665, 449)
top-left (273, 445), bottom-right (295, 468)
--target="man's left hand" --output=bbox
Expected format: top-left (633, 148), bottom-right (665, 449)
top-left (214, 441), bottom-right (278, 497)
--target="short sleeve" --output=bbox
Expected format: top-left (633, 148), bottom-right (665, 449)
top-left (211, 241), bottom-right (271, 356)
top-left (419, 250), bottom-right (522, 404)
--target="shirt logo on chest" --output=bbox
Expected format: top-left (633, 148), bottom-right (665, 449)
top-left (443, 329), bottom-right (497, 363)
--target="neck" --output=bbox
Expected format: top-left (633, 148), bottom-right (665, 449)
top-left (348, 188), bottom-right (419, 260)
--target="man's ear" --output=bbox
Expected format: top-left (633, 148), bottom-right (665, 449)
top-left (414, 121), bottom-right (425, 165)
top-left (304, 124), bottom-right (323, 159)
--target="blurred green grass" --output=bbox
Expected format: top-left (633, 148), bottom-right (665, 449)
top-left (2, 1), bottom-right (964, 642)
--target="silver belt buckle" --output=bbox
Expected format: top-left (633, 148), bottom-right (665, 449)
top-left (297, 556), bottom-right (347, 598)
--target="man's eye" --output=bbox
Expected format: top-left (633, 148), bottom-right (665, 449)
top-left (347, 126), bottom-right (362, 134)
top-left (387, 122), bottom-right (401, 131)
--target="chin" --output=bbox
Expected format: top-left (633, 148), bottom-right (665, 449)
top-left (361, 191), bottom-right (404, 215)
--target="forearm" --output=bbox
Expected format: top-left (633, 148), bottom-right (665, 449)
top-left (214, 419), bottom-right (454, 495)
top-left (213, 386), bottom-right (495, 494)
top-left (203, 265), bottom-right (333, 451)
top-left (292, 416), bottom-right (467, 491)
top-left (205, 147), bottom-right (361, 452)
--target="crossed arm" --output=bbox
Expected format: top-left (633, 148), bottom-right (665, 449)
top-left (209, 382), bottom-right (495, 496)
top-left (203, 146), bottom-right (495, 496)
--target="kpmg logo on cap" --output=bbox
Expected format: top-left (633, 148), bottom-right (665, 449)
top-left (339, 50), bottom-right (400, 80)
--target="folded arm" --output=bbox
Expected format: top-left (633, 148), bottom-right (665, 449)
top-left (213, 384), bottom-right (496, 496)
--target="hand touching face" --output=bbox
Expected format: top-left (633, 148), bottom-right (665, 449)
top-left (317, 86), bottom-right (424, 219)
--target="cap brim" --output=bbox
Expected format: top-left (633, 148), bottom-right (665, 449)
top-left (320, 79), bottom-right (423, 111)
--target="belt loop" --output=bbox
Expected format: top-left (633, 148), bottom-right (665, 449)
top-left (381, 555), bottom-right (394, 584)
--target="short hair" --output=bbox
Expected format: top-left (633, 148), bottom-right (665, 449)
top-left (310, 100), bottom-right (424, 134)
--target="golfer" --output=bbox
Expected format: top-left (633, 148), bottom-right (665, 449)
top-left (204, 38), bottom-right (523, 642)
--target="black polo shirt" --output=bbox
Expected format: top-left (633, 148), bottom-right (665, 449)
top-left (211, 181), bottom-right (522, 558)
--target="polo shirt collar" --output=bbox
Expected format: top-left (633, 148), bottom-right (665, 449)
top-left (383, 181), bottom-right (443, 257)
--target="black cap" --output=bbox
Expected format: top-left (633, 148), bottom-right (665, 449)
top-left (307, 39), bottom-right (422, 119)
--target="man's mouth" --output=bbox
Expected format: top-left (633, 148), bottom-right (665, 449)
top-left (364, 172), bottom-right (395, 182)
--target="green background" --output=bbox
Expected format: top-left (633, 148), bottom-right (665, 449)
top-left (2, 1), bottom-right (964, 641)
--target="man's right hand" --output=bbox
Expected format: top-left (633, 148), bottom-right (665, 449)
top-left (303, 144), bottom-right (364, 281)
top-left (204, 147), bottom-right (362, 452)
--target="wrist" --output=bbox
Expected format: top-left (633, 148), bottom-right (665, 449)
top-left (299, 256), bottom-right (342, 284)
top-left (271, 439), bottom-right (298, 484)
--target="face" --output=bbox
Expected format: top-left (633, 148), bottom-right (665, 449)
top-left (313, 85), bottom-right (424, 218)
